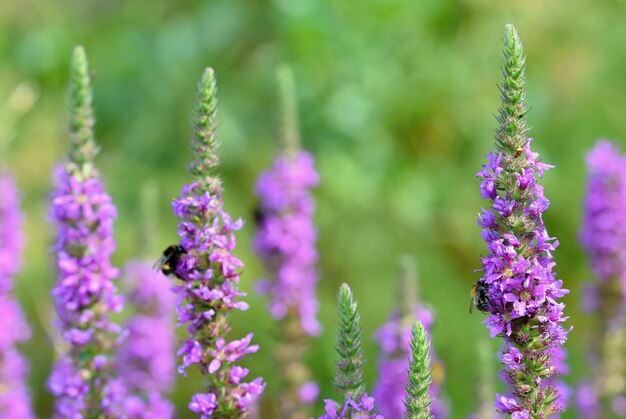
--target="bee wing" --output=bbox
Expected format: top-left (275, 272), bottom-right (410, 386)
top-left (152, 254), bottom-right (167, 271)
top-left (469, 297), bottom-right (475, 314)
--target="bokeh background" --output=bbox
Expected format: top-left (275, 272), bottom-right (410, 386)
top-left (0, 0), bottom-right (624, 417)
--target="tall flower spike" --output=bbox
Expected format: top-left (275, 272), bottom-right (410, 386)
top-left (475, 24), bottom-right (569, 417)
top-left (47, 46), bottom-right (126, 417)
top-left (374, 258), bottom-right (447, 418)
top-left (253, 66), bottom-right (320, 418)
top-left (320, 283), bottom-right (381, 419)
top-left (0, 173), bottom-right (34, 418)
top-left (578, 140), bottom-right (626, 417)
top-left (404, 322), bottom-right (433, 419)
top-left (172, 68), bottom-right (264, 418)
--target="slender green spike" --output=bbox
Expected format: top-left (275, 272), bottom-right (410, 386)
top-left (189, 67), bottom-right (221, 189)
top-left (404, 322), bottom-right (433, 419)
top-left (495, 24), bottom-right (529, 154)
top-left (334, 283), bottom-right (365, 401)
top-left (68, 46), bottom-right (98, 166)
top-left (277, 65), bottom-right (300, 157)
top-left (398, 255), bottom-right (419, 325)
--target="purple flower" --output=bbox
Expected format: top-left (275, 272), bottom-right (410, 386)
top-left (253, 149), bottom-right (321, 415)
top-left (172, 68), bottom-right (264, 416)
top-left (320, 395), bottom-right (383, 419)
top-left (0, 173), bottom-right (25, 290)
top-left (0, 172), bottom-right (33, 418)
top-left (580, 140), bottom-right (626, 288)
top-left (476, 25), bottom-right (569, 416)
top-left (116, 261), bottom-right (176, 417)
top-left (254, 150), bottom-right (320, 335)
top-left (48, 162), bottom-right (125, 417)
top-left (578, 140), bottom-right (626, 416)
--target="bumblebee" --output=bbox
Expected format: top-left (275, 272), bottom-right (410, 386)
top-left (154, 244), bottom-right (187, 279)
top-left (469, 279), bottom-right (490, 314)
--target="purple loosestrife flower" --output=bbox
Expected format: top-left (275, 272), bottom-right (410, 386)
top-left (578, 140), bottom-right (626, 416)
top-left (116, 261), bottom-right (176, 418)
top-left (254, 150), bottom-right (320, 334)
top-left (47, 46), bottom-right (125, 417)
top-left (253, 66), bottom-right (320, 418)
top-left (319, 284), bottom-right (381, 419)
top-left (374, 259), bottom-right (447, 418)
top-left (0, 173), bottom-right (33, 418)
top-left (172, 68), bottom-right (264, 418)
top-left (475, 25), bottom-right (569, 417)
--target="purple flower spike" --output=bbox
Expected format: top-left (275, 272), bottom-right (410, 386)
top-left (47, 46), bottom-right (125, 417)
top-left (254, 150), bottom-right (320, 335)
top-left (578, 140), bottom-right (626, 416)
top-left (172, 68), bottom-right (264, 417)
top-left (475, 25), bottom-right (569, 416)
top-left (116, 261), bottom-right (176, 418)
top-left (252, 69), bottom-right (321, 418)
top-left (0, 172), bottom-right (33, 418)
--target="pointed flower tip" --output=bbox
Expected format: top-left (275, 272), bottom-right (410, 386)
top-left (70, 46), bottom-right (89, 78)
top-left (338, 283), bottom-right (353, 302)
top-left (200, 67), bottom-right (217, 94)
top-left (504, 24), bottom-right (523, 51)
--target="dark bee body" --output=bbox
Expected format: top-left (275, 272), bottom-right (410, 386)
top-left (155, 244), bottom-right (187, 279)
top-left (253, 204), bottom-right (265, 225)
top-left (470, 279), bottom-right (490, 314)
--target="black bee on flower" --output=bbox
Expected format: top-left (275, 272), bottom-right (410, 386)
top-left (469, 279), bottom-right (490, 314)
top-left (154, 244), bottom-right (187, 279)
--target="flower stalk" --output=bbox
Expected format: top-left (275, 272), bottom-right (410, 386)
top-left (172, 68), bottom-right (264, 418)
top-left (475, 24), bottom-right (569, 417)
top-left (253, 66), bottom-right (320, 418)
top-left (47, 46), bottom-right (125, 417)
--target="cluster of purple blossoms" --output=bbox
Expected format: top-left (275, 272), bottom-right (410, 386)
top-left (116, 261), bottom-right (176, 418)
top-left (0, 173), bottom-right (33, 418)
top-left (477, 140), bottom-right (570, 415)
top-left (254, 150), bottom-right (320, 336)
top-left (580, 140), bottom-right (626, 304)
top-left (321, 395), bottom-right (382, 419)
top-left (374, 305), bottom-right (447, 418)
top-left (172, 182), bottom-right (264, 416)
top-left (576, 140), bottom-right (626, 417)
top-left (48, 163), bottom-right (125, 417)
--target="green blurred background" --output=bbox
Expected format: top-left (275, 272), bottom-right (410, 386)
top-left (1, 0), bottom-right (623, 417)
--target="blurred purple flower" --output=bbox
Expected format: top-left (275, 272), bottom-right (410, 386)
top-left (0, 173), bottom-right (33, 418)
top-left (580, 140), bottom-right (626, 292)
top-left (116, 261), bottom-right (176, 417)
top-left (575, 381), bottom-right (598, 419)
top-left (254, 150), bottom-right (320, 335)
top-left (320, 395), bottom-right (383, 419)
